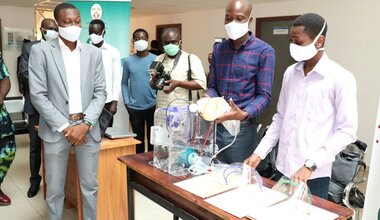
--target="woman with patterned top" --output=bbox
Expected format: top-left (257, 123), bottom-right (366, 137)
top-left (0, 53), bottom-right (16, 206)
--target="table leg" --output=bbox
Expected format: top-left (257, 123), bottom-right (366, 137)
top-left (127, 167), bottom-right (135, 220)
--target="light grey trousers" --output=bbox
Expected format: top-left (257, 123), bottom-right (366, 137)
top-left (44, 134), bottom-right (100, 220)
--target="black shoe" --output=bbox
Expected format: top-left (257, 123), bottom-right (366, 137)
top-left (27, 185), bottom-right (40, 198)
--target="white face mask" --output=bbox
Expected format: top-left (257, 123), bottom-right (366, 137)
top-left (134, 40), bottom-right (148, 51)
top-left (225, 18), bottom-right (250, 40)
top-left (44, 30), bottom-right (59, 41)
top-left (289, 21), bottom-right (326, 62)
top-left (58, 26), bottom-right (82, 42)
top-left (90, 33), bottom-right (103, 45)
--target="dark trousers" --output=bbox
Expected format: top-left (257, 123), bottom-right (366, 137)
top-left (216, 120), bottom-right (270, 174)
top-left (104, 102), bottom-right (115, 127)
top-left (0, 135), bottom-right (16, 185)
top-left (28, 113), bottom-right (41, 186)
top-left (126, 105), bottom-right (156, 153)
top-left (273, 170), bottom-right (330, 199)
top-left (216, 121), bottom-right (258, 163)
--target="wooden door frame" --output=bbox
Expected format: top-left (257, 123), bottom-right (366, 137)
top-left (0, 19), bottom-right (2, 54)
top-left (255, 16), bottom-right (299, 38)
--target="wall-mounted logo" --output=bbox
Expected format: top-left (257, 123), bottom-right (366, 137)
top-left (91, 3), bottom-right (102, 19)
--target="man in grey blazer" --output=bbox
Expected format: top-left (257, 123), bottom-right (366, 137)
top-left (29, 3), bottom-right (106, 220)
top-left (18, 18), bottom-right (58, 198)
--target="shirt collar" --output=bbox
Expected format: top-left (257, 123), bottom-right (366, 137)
top-left (99, 41), bottom-right (109, 50)
top-left (58, 37), bottom-right (81, 51)
top-left (294, 53), bottom-right (330, 77)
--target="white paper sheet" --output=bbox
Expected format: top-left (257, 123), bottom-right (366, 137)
top-left (174, 174), bottom-right (237, 199)
top-left (250, 200), bottom-right (339, 220)
top-left (204, 185), bottom-right (288, 218)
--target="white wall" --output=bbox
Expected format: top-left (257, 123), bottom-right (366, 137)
top-left (131, 0), bottom-right (379, 163)
top-left (131, 8), bottom-right (227, 73)
top-left (0, 6), bottom-right (35, 97)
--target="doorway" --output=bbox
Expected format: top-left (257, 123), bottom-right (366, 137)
top-left (255, 16), bottom-right (299, 128)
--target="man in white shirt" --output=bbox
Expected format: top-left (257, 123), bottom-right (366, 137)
top-left (150, 28), bottom-right (207, 108)
top-left (244, 13), bottom-right (358, 199)
top-left (89, 19), bottom-right (121, 126)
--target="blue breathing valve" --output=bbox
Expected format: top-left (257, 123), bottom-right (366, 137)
top-left (178, 147), bottom-right (201, 167)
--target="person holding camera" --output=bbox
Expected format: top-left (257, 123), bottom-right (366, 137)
top-left (150, 27), bottom-right (207, 109)
top-left (122, 29), bottom-right (157, 153)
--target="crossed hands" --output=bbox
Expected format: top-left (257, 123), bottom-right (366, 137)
top-left (63, 123), bottom-right (90, 146)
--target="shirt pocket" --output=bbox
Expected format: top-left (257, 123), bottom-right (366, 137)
top-left (306, 82), bottom-right (334, 123)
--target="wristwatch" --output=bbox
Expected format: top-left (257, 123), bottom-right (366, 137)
top-left (304, 159), bottom-right (317, 172)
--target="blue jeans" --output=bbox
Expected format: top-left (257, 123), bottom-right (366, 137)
top-left (273, 171), bottom-right (330, 199)
top-left (216, 120), bottom-right (257, 164)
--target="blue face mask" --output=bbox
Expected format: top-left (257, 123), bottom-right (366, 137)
top-left (163, 43), bottom-right (180, 56)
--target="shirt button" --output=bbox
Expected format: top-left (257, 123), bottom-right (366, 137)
top-left (65, 101), bottom-right (68, 104)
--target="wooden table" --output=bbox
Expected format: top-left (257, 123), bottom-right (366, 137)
top-left (42, 137), bottom-right (140, 220)
top-left (118, 152), bottom-right (353, 220)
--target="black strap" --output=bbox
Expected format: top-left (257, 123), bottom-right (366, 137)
top-left (187, 54), bottom-right (200, 102)
top-left (162, 50), bottom-right (182, 75)
top-left (187, 54), bottom-right (192, 101)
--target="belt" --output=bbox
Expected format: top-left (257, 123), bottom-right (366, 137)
top-left (240, 118), bottom-right (256, 126)
top-left (68, 113), bottom-right (84, 121)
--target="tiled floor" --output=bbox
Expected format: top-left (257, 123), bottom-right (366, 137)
top-left (0, 134), bottom-right (171, 220)
top-left (1, 134), bottom-right (368, 219)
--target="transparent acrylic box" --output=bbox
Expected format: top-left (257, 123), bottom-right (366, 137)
top-left (150, 105), bottom-right (215, 176)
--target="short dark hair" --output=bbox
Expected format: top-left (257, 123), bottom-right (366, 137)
top-left (133, 28), bottom-right (149, 39)
top-left (89, 19), bottom-right (105, 31)
top-left (54, 3), bottom-right (78, 22)
top-left (161, 27), bottom-right (180, 41)
top-left (293, 13), bottom-right (328, 39)
top-left (150, 40), bottom-right (158, 48)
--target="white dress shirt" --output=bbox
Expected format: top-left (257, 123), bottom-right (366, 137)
top-left (255, 54), bottom-right (358, 179)
top-left (58, 38), bottom-right (83, 114)
top-left (100, 42), bottom-right (121, 103)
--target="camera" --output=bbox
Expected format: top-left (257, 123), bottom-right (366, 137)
top-left (149, 61), bottom-right (171, 90)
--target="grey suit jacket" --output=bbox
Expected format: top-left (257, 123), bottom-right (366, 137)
top-left (18, 40), bottom-right (40, 115)
top-left (28, 38), bottom-right (107, 143)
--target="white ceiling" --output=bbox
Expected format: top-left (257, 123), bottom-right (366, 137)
top-left (0, 0), bottom-right (290, 16)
